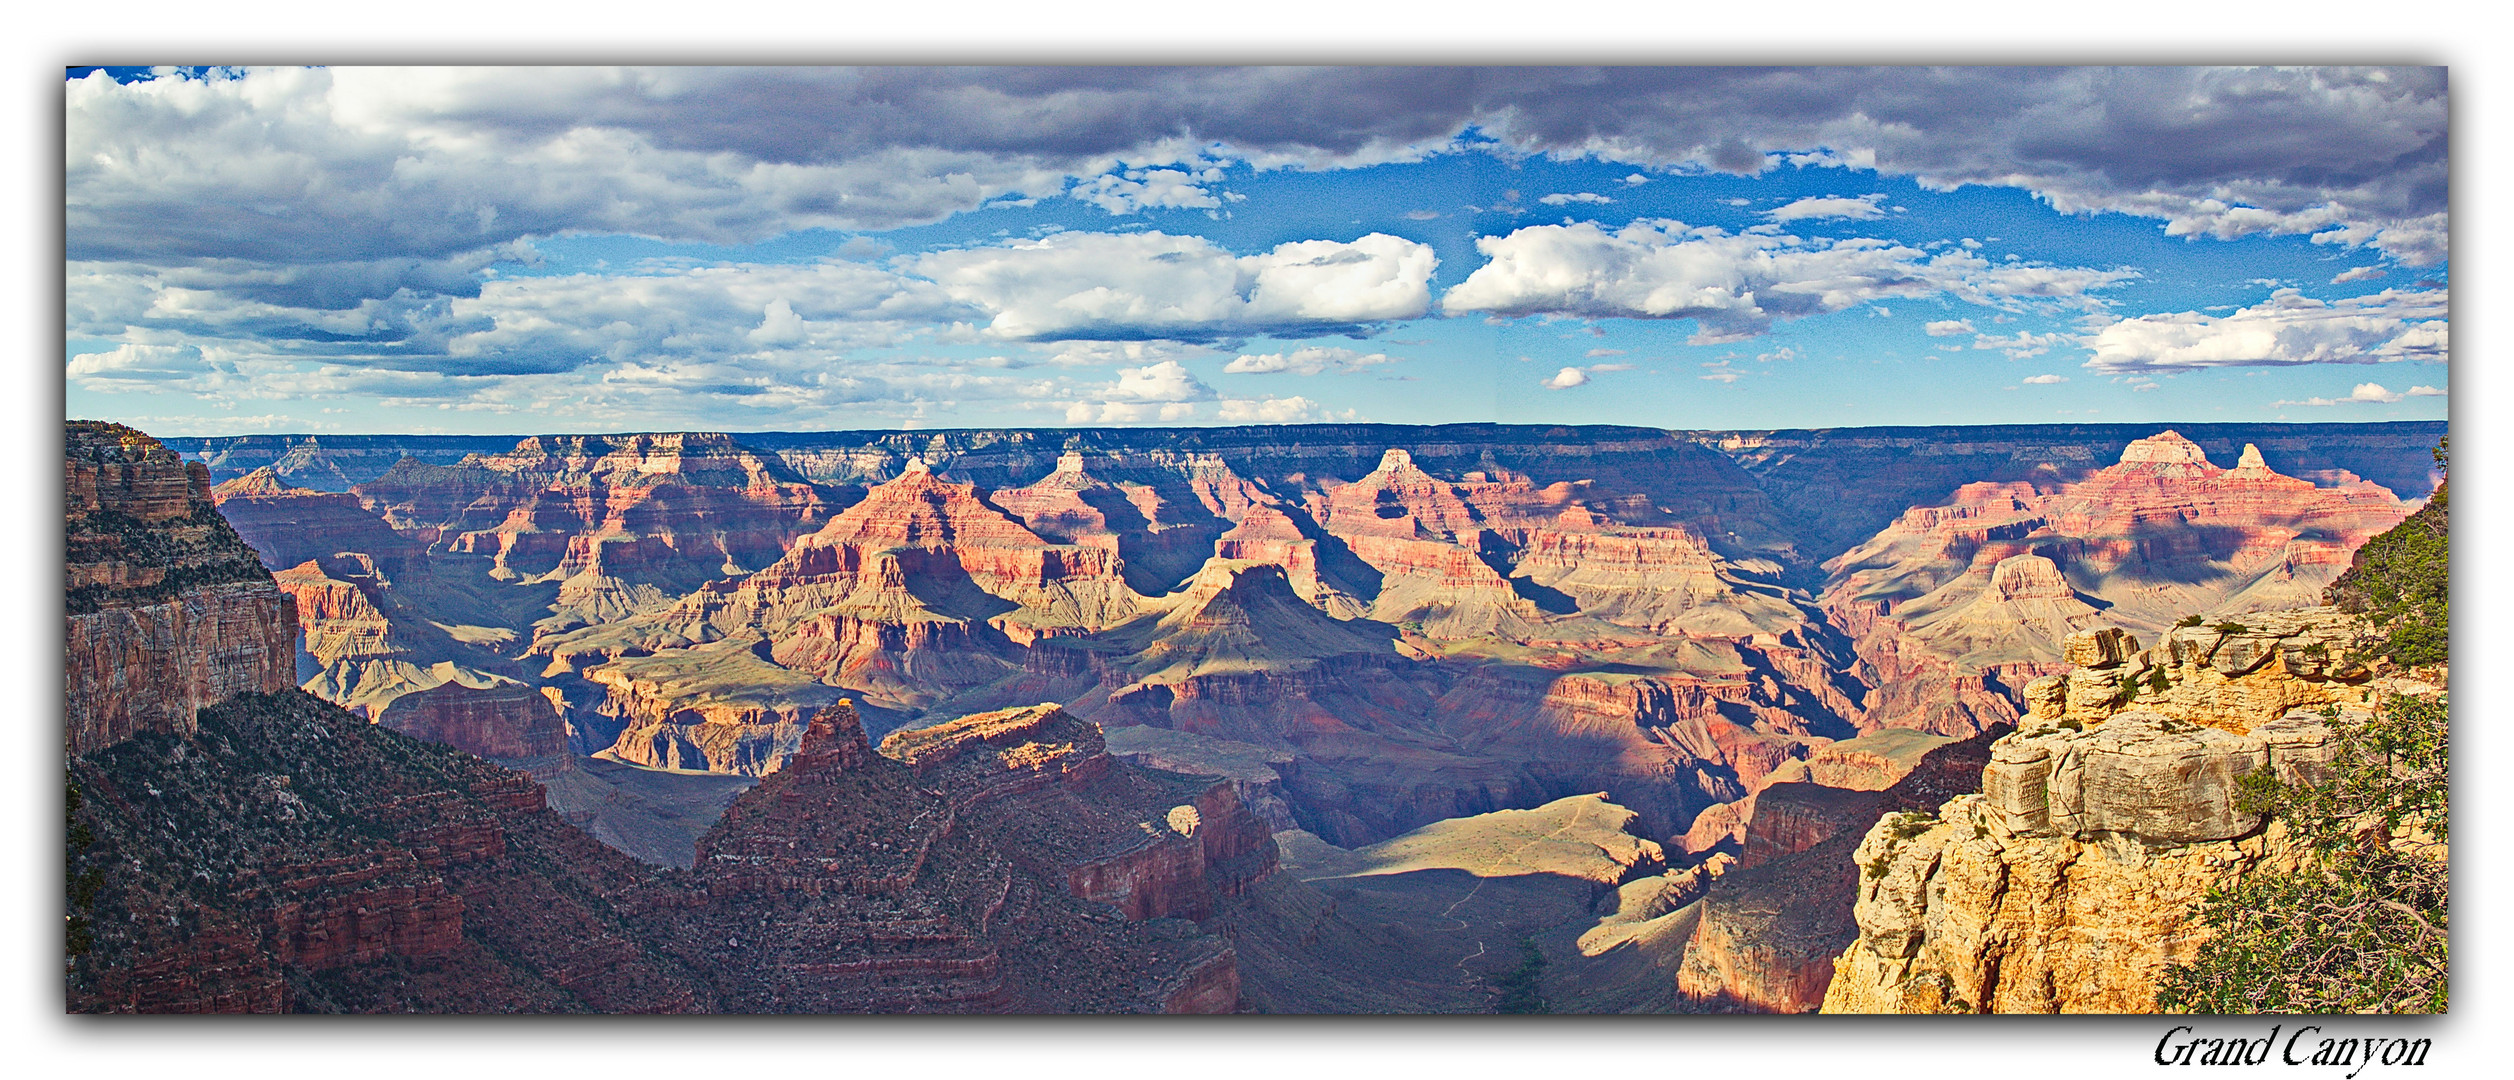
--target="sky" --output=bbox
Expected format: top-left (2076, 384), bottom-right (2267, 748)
top-left (62, 65), bottom-right (2451, 436)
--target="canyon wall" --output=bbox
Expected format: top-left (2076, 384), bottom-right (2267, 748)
top-left (66, 422), bottom-right (298, 756)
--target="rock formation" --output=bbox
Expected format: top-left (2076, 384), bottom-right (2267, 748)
top-left (1818, 606), bottom-right (2383, 1014)
top-left (65, 422), bottom-right (298, 756)
top-left (1671, 725), bottom-right (2006, 1012)
top-left (662, 701), bottom-right (1259, 1012)
top-left (68, 691), bottom-right (705, 1013)
top-left (212, 467), bottom-right (424, 573)
top-left (1822, 431), bottom-right (2412, 734)
top-left (352, 433), bottom-right (839, 634)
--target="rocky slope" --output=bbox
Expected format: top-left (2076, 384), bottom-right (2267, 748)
top-left (1670, 725), bottom-right (2007, 1012)
top-left (1226, 794), bottom-right (1687, 1014)
top-left (1821, 432), bottom-right (2412, 735)
top-left (659, 701), bottom-right (1256, 1012)
top-left (66, 422), bottom-right (298, 756)
top-left (67, 691), bottom-right (707, 1013)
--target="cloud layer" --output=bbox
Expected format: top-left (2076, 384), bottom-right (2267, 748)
top-left (2084, 288), bottom-right (2448, 372)
top-left (1442, 219), bottom-right (2131, 342)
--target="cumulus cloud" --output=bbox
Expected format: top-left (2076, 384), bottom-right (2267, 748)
top-left (1924, 319), bottom-right (1977, 336)
top-left (1766, 193), bottom-right (1887, 222)
top-left (65, 343), bottom-right (209, 389)
top-left (915, 230), bottom-right (1436, 340)
top-left (1539, 192), bottom-right (1614, 206)
top-left (2084, 288), bottom-right (2448, 372)
top-left (1441, 219), bottom-right (2130, 341)
top-left (2332, 266), bottom-right (2388, 284)
top-left (1541, 367), bottom-right (1590, 389)
top-left (2021, 373), bottom-right (2069, 384)
top-left (1223, 346), bottom-right (1394, 375)
top-left (1107, 360), bottom-right (1216, 402)
top-left (2276, 382), bottom-right (2446, 406)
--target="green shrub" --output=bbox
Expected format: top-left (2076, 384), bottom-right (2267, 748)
top-left (1491, 937), bottom-right (1552, 1014)
top-left (2157, 694), bottom-right (2447, 1013)
top-left (2325, 437), bottom-right (2447, 668)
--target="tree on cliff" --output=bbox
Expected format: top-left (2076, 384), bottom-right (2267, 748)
top-left (1491, 938), bottom-right (1552, 1014)
top-left (2326, 436), bottom-right (2447, 668)
top-left (2155, 694), bottom-right (2447, 1013)
top-left (2159, 449), bottom-right (2450, 1014)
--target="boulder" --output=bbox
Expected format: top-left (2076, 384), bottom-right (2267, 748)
top-left (2042, 712), bottom-right (2268, 844)
top-left (2253, 709), bottom-right (2345, 788)
top-left (2063, 627), bottom-right (2140, 668)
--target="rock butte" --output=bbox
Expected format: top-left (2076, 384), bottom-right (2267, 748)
top-left (1820, 431), bottom-right (2411, 736)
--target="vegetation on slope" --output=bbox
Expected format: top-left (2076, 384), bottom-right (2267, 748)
top-left (2325, 437), bottom-right (2448, 668)
top-left (2159, 438), bottom-right (2449, 1013)
top-left (2155, 694), bottom-right (2448, 1013)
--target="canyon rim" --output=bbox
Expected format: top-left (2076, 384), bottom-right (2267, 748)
top-left (59, 64), bottom-right (2448, 1032)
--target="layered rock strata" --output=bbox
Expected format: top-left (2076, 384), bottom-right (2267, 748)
top-left (66, 422), bottom-right (298, 756)
top-left (1822, 432), bottom-right (2411, 734)
top-left (1820, 708), bottom-right (2337, 1013)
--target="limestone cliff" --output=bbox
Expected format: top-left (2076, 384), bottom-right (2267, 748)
top-left (65, 422), bottom-right (298, 756)
top-left (1817, 613), bottom-right (2372, 1014)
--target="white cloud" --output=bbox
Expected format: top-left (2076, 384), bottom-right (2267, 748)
top-left (1969, 330), bottom-right (2071, 359)
top-left (1223, 347), bottom-right (1395, 375)
top-left (1538, 192), bottom-right (1614, 206)
top-left (1070, 167), bottom-right (1227, 214)
top-left (1700, 371), bottom-right (1742, 384)
top-left (1765, 193), bottom-right (1887, 222)
top-left (65, 343), bottom-right (209, 389)
top-left (1585, 348), bottom-right (1627, 357)
top-left (2276, 382), bottom-right (2447, 406)
top-left (1622, 174), bottom-right (1649, 186)
top-left (1215, 396), bottom-right (1323, 422)
top-left (1441, 219), bottom-right (2130, 341)
top-left (916, 230), bottom-right (1436, 341)
top-left (1924, 319), bottom-right (1977, 337)
top-left (2331, 266), bottom-right (2388, 284)
top-left (2084, 288), bottom-right (2448, 372)
top-left (1108, 360), bottom-right (1216, 402)
top-left (2021, 373), bottom-right (2069, 384)
top-left (1541, 367), bottom-right (1590, 389)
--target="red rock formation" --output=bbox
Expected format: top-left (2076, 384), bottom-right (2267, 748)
top-left (377, 678), bottom-right (569, 760)
top-left (68, 692), bottom-right (703, 1014)
top-left (1822, 432), bottom-right (2412, 733)
top-left (878, 703), bottom-right (1279, 922)
top-left (673, 702), bottom-right (1252, 1012)
top-left (353, 432), bottom-right (838, 629)
top-left (65, 422), bottom-right (298, 756)
top-left (212, 467), bottom-right (422, 573)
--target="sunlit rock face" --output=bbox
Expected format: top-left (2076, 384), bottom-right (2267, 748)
top-left (1818, 613), bottom-right (2383, 1016)
top-left (1819, 432), bottom-right (2412, 734)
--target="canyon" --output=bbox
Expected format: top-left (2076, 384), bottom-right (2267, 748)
top-left (76, 418), bottom-right (2443, 1012)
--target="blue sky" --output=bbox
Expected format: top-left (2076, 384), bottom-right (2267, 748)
top-left (63, 66), bottom-right (2450, 435)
